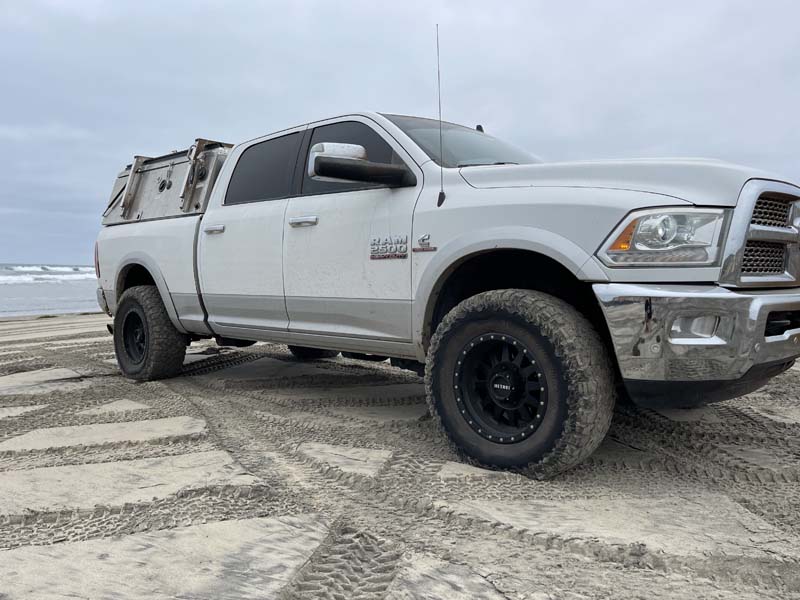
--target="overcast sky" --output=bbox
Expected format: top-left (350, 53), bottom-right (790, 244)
top-left (1, 0), bottom-right (798, 265)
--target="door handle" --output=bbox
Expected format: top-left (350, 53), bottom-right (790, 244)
top-left (204, 224), bottom-right (225, 234)
top-left (289, 216), bottom-right (319, 227)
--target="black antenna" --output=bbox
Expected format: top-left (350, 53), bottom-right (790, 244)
top-left (436, 24), bottom-right (446, 207)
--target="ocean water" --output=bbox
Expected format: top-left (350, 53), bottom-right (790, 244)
top-left (0, 264), bottom-right (100, 317)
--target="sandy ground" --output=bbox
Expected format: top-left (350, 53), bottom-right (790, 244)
top-left (0, 313), bottom-right (799, 599)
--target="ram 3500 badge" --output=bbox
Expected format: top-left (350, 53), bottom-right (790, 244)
top-left (95, 112), bottom-right (800, 477)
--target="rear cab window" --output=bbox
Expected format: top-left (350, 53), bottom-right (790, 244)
top-left (225, 132), bottom-right (302, 205)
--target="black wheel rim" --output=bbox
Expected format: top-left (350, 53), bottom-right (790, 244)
top-left (122, 311), bottom-right (147, 365)
top-left (454, 333), bottom-right (549, 444)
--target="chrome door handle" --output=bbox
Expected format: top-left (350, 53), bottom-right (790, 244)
top-left (204, 224), bottom-right (225, 234)
top-left (289, 216), bottom-right (319, 227)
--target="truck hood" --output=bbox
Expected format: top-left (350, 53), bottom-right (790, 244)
top-left (458, 158), bottom-right (798, 207)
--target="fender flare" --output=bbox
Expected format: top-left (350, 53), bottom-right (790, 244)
top-left (411, 226), bottom-right (608, 358)
top-left (114, 252), bottom-right (188, 334)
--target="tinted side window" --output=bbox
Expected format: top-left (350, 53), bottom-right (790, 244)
top-left (302, 121), bottom-right (401, 196)
top-left (225, 132), bottom-right (301, 205)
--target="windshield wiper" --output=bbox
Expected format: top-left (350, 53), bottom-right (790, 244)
top-left (457, 161), bottom-right (519, 167)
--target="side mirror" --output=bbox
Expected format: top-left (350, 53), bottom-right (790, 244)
top-left (307, 142), bottom-right (416, 187)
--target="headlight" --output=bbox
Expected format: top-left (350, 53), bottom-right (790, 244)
top-left (598, 208), bottom-right (727, 267)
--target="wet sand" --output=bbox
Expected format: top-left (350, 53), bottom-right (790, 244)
top-left (0, 314), bottom-right (798, 599)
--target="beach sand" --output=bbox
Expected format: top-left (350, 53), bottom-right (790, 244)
top-left (0, 313), bottom-right (799, 599)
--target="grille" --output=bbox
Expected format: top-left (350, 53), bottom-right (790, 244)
top-left (751, 196), bottom-right (792, 227)
top-left (741, 241), bottom-right (787, 275)
top-left (724, 183), bottom-right (800, 286)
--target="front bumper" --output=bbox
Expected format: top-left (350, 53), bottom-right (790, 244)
top-left (594, 283), bottom-right (800, 406)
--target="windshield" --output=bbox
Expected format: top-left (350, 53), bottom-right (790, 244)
top-left (382, 114), bottom-right (539, 168)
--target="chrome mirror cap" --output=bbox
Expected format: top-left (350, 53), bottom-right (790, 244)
top-left (308, 142), bottom-right (367, 181)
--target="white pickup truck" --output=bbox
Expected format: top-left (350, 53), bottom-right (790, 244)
top-left (96, 112), bottom-right (800, 476)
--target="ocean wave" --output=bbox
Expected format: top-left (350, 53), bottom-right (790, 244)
top-left (5, 265), bottom-right (94, 273)
top-left (0, 273), bottom-right (97, 285)
top-left (45, 266), bottom-right (94, 273)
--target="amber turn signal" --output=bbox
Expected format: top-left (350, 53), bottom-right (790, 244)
top-left (608, 219), bottom-right (638, 252)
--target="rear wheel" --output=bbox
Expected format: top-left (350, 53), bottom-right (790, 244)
top-left (426, 289), bottom-right (615, 478)
top-left (287, 346), bottom-right (340, 360)
top-left (114, 285), bottom-right (187, 381)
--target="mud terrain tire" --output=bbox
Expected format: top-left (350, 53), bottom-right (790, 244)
top-left (114, 285), bottom-right (187, 381)
top-left (426, 289), bottom-right (615, 478)
top-left (288, 346), bottom-right (340, 360)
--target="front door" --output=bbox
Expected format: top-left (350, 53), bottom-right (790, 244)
top-left (198, 128), bottom-right (304, 336)
top-left (283, 117), bottom-right (422, 341)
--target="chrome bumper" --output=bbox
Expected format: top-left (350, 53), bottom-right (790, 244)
top-left (593, 283), bottom-right (800, 382)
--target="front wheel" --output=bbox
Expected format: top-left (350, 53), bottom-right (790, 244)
top-left (113, 285), bottom-right (187, 381)
top-left (425, 289), bottom-right (615, 478)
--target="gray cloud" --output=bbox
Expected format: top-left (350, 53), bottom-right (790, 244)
top-left (0, 0), bottom-right (798, 264)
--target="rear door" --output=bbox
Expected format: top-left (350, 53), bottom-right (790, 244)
top-left (282, 117), bottom-right (422, 341)
top-left (198, 128), bottom-right (305, 335)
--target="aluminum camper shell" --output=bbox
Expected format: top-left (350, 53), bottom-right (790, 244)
top-left (102, 139), bottom-right (232, 226)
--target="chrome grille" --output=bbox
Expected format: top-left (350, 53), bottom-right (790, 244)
top-left (741, 241), bottom-right (787, 275)
top-left (720, 181), bottom-right (800, 287)
top-left (751, 195), bottom-right (792, 227)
